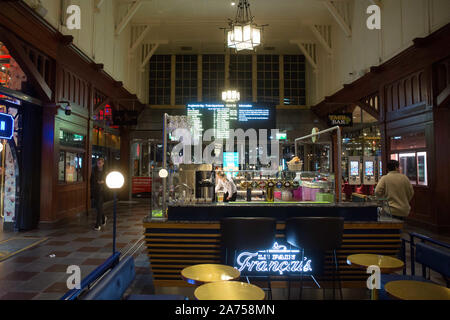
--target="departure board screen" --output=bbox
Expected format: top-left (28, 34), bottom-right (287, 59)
top-left (186, 103), bottom-right (275, 142)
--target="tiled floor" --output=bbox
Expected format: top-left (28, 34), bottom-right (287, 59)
top-left (0, 201), bottom-right (448, 300)
top-left (0, 200), bottom-right (151, 300)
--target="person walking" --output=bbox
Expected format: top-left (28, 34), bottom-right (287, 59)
top-left (375, 160), bottom-right (414, 220)
top-left (91, 158), bottom-right (107, 231)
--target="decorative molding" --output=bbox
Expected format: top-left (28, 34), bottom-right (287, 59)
top-left (309, 25), bottom-right (332, 55)
top-left (140, 43), bottom-right (159, 71)
top-left (95, 0), bottom-right (106, 11)
top-left (290, 40), bottom-right (317, 70)
top-left (323, 0), bottom-right (351, 38)
top-left (355, 100), bottom-right (380, 120)
top-left (115, 0), bottom-right (143, 36)
top-left (129, 25), bottom-right (151, 57)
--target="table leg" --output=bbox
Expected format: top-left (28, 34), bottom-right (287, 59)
top-left (371, 288), bottom-right (379, 300)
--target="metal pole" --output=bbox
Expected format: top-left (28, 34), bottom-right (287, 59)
top-left (293, 126), bottom-right (342, 202)
top-left (337, 126), bottom-right (342, 203)
top-left (162, 113), bottom-right (168, 217)
top-left (294, 126), bottom-right (340, 143)
top-left (113, 191), bottom-right (117, 254)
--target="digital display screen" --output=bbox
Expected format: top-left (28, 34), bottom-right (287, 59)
top-left (350, 161), bottom-right (359, 176)
top-left (223, 152), bottom-right (239, 178)
top-left (187, 103), bottom-right (275, 142)
top-left (365, 161), bottom-right (374, 176)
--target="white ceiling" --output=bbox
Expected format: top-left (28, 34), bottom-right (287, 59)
top-left (128, 0), bottom-right (335, 54)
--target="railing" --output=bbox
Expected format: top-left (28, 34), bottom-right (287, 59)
top-left (60, 236), bottom-right (146, 300)
top-left (401, 232), bottom-right (450, 279)
top-left (60, 252), bottom-right (120, 300)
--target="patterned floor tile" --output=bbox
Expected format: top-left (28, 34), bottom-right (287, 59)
top-left (0, 271), bottom-right (39, 281)
top-left (76, 246), bottom-right (102, 252)
top-left (0, 292), bottom-right (39, 300)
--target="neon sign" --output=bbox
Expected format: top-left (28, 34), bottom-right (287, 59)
top-left (236, 242), bottom-right (313, 275)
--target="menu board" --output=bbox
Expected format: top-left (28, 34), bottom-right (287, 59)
top-left (187, 103), bottom-right (275, 142)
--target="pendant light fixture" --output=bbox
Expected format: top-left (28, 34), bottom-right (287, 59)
top-left (225, 0), bottom-right (265, 52)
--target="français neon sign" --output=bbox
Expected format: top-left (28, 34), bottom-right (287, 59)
top-left (236, 242), bottom-right (313, 275)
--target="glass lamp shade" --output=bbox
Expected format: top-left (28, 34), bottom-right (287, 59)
top-left (106, 171), bottom-right (125, 189)
top-left (222, 90), bottom-right (240, 102)
top-left (227, 23), bottom-right (262, 51)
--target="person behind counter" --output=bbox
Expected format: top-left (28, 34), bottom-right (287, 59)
top-left (375, 160), bottom-right (414, 220)
top-left (215, 172), bottom-right (238, 202)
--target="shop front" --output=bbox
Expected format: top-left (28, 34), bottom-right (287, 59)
top-left (0, 39), bottom-right (42, 231)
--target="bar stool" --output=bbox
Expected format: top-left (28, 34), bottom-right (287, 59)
top-left (285, 217), bottom-right (344, 300)
top-left (221, 217), bottom-right (277, 299)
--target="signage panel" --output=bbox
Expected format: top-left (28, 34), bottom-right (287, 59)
top-left (327, 113), bottom-right (353, 127)
top-left (0, 113), bottom-right (14, 140)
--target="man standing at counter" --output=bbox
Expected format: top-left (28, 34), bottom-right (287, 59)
top-left (215, 172), bottom-right (238, 202)
top-left (375, 160), bottom-right (414, 220)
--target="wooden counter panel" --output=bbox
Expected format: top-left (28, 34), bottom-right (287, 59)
top-left (144, 221), bottom-right (403, 287)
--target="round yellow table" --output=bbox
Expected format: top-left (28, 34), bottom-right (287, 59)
top-left (385, 280), bottom-right (450, 300)
top-left (347, 254), bottom-right (405, 300)
top-left (181, 264), bottom-right (240, 285)
top-left (194, 281), bottom-right (266, 300)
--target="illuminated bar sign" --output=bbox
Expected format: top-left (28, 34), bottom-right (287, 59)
top-left (0, 113), bottom-right (14, 140)
top-left (327, 113), bottom-right (353, 127)
top-left (235, 242), bottom-right (314, 276)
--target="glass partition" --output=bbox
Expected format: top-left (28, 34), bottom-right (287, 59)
top-left (151, 167), bottom-right (336, 217)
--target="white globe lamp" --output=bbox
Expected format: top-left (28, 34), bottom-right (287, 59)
top-left (106, 171), bottom-right (124, 189)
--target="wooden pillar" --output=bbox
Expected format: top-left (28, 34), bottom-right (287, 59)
top-left (119, 126), bottom-right (131, 201)
top-left (433, 105), bottom-right (450, 233)
top-left (39, 104), bottom-right (58, 222)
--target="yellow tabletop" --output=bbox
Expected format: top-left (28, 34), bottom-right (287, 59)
top-left (385, 280), bottom-right (450, 300)
top-left (181, 264), bottom-right (240, 285)
top-left (347, 254), bottom-right (404, 273)
top-left (194, 281), bottom-right (266, 300)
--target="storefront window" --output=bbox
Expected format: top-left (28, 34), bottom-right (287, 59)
top-left (59, 130), bottom-right (85, 149)
top-left (390, 151), bottom-right (428, 186)
top-left (389, 131), bottom-right (428, 186)
top-left (390, 132), bottom-right (426, 151)
top-left (58, 151), bottom-right (84, 183)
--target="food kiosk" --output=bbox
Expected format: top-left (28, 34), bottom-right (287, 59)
top-left (143, 116), bottom-right (403, 288)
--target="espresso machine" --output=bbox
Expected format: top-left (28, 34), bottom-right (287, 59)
top-left (194, 164), bottom-right (214, 201)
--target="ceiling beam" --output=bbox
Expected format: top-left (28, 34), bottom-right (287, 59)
top-left (355, 100), bottom-right (380, 120)
top-left (309, 25), bottom-right (332, 55)
top-left (290, 40), bottom-right (317, 70)
top-left (95, 0), bottom-right (105, 10)
top-left (115, 0), bottom-right (143, 36)
top-left (369, 0), bottom-right (382, 8)
top-left (129, 25), bottom-right (151, 56)
top-left (323, 0), bottom-right (351, 37)
top-left (140, 43), bottom-right (159, 71)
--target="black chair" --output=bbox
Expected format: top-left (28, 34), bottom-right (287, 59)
top-left (221, 217), bottom-right (277, 299)
top-left (285, 217), bottom-right (344, 300)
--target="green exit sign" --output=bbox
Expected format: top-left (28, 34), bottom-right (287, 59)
top-left (276, 132), bottom-right (287, 140)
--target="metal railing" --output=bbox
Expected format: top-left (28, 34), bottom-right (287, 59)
top-left (60, 252), bottom-right (120, 300)
top-left (60, 236), bottom-right (146, 300)
top-left (401, 232), bottom-right (450, 281)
